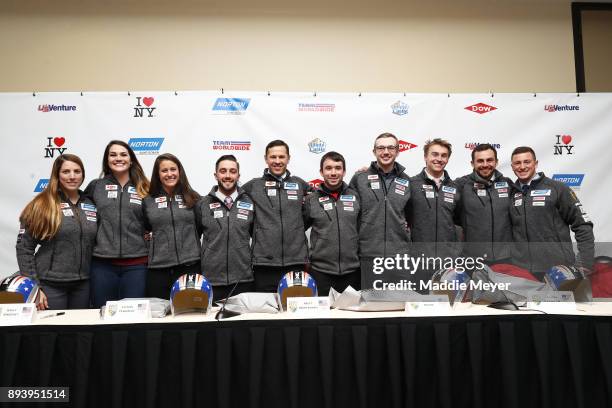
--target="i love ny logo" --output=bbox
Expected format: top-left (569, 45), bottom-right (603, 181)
top-left (44, 137), bottom-right (67, 158)
top-left (133, 96), bottom-right (156, 118)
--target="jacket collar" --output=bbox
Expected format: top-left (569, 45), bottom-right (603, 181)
top-left (369, 161), bottom-right (405, 177)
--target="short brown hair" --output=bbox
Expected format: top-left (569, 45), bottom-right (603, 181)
top-left (424, 138), bottom-right (452, 156)
top-left (373, 132), bottom-right (398, 149)
top-left (511, 146), bottom-right (536, 161)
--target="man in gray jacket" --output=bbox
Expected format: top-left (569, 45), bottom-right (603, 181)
top-left (303, 151), bottom-right (360, 295)
top-left (349, 133), bottom-right (411, 288)
top-left (242, 140), bottom-right (310, 292)
top-left (509, 146), bottom-right (594, 278)
top-left (455, 143), bottom-right (513, 264)
top-left (408, 138), bottom-right (461, 281)
top-left (196, 155), bottom-right (255, 300)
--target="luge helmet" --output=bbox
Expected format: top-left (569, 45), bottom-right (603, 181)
top-left (277, 271), bottom-right (317, 310)
top-left (170, 273), bottom-right (213, 315)
top-left (0, 275), bottom-right (39, 304)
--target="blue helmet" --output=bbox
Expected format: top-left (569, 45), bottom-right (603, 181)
top-left (545, 265), bottom-right (582, 290)
top-left (0, 275), bottom-right (39, 304)
top-left (170, 273), bottom-right (213, 315)
top-left (277, 271), bottom-right (318, 310)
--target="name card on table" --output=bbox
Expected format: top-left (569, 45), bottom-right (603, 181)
top-left (286, 297), bottom-right (331, 316)
top-left (102, 300), bottom-right (151, 322)
top-left (0, 303), bottom-right (35, 326)
top-left (526, 291), bottom-right (576, 314)
top-left (405, 295), bottom-right (452, 316)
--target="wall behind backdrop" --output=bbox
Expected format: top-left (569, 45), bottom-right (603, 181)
top-left (0, 0), bottom-right (577, 93)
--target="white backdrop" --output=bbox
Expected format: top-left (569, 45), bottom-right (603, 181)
top-left (1, 91), bottom-right (609, 278)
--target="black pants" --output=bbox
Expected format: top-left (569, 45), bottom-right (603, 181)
top-left (253, 265), bottom-right (305, 293)
top-left (40, 279), bottom-right (90, 310)
top-left (212, 281), bottom-right (255, 302)
top-left (308, 269), bottom-right (361, 296)
top-left (146, 262), bottom-right (201, 300)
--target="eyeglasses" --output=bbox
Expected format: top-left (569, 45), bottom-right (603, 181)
top-left (375, 145), bottom-right (399, 152)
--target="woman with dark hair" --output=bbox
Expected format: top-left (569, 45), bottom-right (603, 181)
top-left (16, 154), bottom-right (97, 310)
top-left (143, 153), bottom-right (201, 299)
top-left (85, 140), bottom-right (150, 308)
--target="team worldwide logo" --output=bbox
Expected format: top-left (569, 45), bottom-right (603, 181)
top-left (212, 141), bottom-right (251, 151)
top-left (465, 103), bottom-right (497, 114)
top-left (298, 103), bottom-right (335, 112)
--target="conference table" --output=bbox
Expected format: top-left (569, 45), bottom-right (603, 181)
top-left (1, 303), bottom-right (612, 408)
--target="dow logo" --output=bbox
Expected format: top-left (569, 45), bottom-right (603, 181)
top-left (398, 140), bottom-right (417, 152)
top-left (465, 103), bottom-right (497, 114)
top-left (308, 179), bottom-right (324, 189)
top-left (34, 179), bottom-right (49, 193)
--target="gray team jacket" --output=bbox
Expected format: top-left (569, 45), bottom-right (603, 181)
top-left (349, 162), bottom-right (411, 258)
top-left (510, 173), bottom-right (594, 274)
top-left (408, 169), bottom-right (461, 258)
top-left (16, 193), bottom-right (98, 282)
top-left (242, 170), bottom-right (309, 267)
top-left (143, 193), bottom-right (201, 269)
top-left (303, 183), bottom-right (360, 275)
top-left (455, 170), bottom-right (513, 262)
top-left (195, 187), bottom-right (255, 286)
top-left (84, 175), bottom-right (148, 259)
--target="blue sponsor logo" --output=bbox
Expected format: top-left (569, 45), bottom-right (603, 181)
top-left (128, 138), bottom-right (164, 155)
top-left (212, 98), bottom-right (250, 114)
top-left (34, 179), bottom-right (49, 192)
top-left (391, 100), bottom-right (409, 116)
top-left (552, 174), bottom-right (584, 187)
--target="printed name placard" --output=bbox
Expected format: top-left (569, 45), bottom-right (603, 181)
top-left (286, 297), bottom-right (331, 316)
top-left (0, 303), bottom-right (35, 326)
top-left (102, 300), bottom-right (151, 322)
top-left (526, 291), bottom-right (576, 314)
top-left (405, 295), bottom-right (452, 316)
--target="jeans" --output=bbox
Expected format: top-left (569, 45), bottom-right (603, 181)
top-left (40, 279), bottom-right (90, 310)
top-left (90, 258), bottom-right (147, 308)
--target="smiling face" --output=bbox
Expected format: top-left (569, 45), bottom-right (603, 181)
top-left (373, 136), bottom-right (399, 170)
top-left (320, 158), bottom-right (345, 190)
top-left (107, 144), bottom-right (131, 176)
top-left (472, 149), bottom-right (498, 180)
top-left (424, 143), bottom-right (450, 177)
top-left (158, 159), bottom-right (179, 194)
top-left (58, 160), bottom-right (84, 194)
top-left (215, 159), bottom-right (240, 195)
top-left (265, 145), bottom-right (290, 177)
top-left (511, 152), bottom-right (538, 184)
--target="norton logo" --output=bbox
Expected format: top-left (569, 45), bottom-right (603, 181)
top-left (553, 134), bottom-right (574, 155)
top-left (38, 104), bottom-right (76, 112)
top-left (465, 103), bottom-right (497, 114)
top-left (398, 140), bottom-right (417, 152)
top-left (44, 137), bottom-right (67, 158)
top-left (133, 96), bottom-right (156, 118)
top-left (308, 179), bottom-right (324, 189)
top-left (34, 179), bottom-right (50, 193)
top-left (212, 98), bottom-right (250, 115)
top-left (391, 101), bottom-right (409, 116)
top-left (552, 174), bottom-right (584, 189)
top-left (128, 138), bottom-right (164, 155)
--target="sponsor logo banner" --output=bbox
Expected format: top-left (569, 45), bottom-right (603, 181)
top-left (212, 140), bottom-right (251, 150)
top-left (298, 103), bottom-right (335, 112)
top-left (212, 98), bottom-right (250, 114)
top-left (464, 142), bottom-right (501, 150)
top-left (34, 179), bottom-right (49, 193)
top-left (38, 104), bottom-right (77, 112)
top-left (44, 137), bottom-right (67, 158)
top-left (465, 103), bottom-right (497, 114)
top-left (391, 101), bottom-right (409, 116)
top-left (553, 134), bottom-right (574, 155)
top-left (308, 138), bottom-right (326, 154)
top-left (133, 96), bottom-right (156, 118)
top-left (544, 104), bottom-right (579, 112)
top-left (128, 137), bottom-right (164, 155)
top-left (552, 174), bottom-right (584, 188)
top-left (398, 140), bottom-right (417, 152)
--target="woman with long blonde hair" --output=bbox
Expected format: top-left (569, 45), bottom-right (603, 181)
top-left (16, 154), bottom-right (98, 310)
top-left (84, 140), bottom-right (151, 307)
